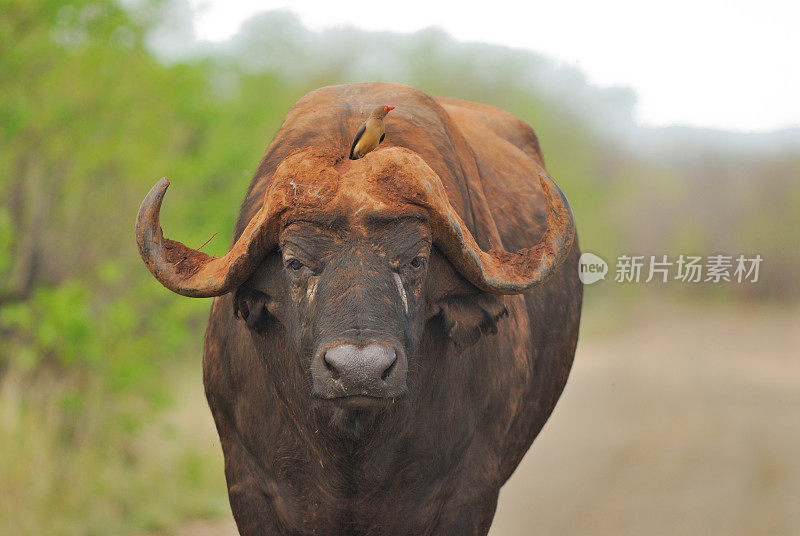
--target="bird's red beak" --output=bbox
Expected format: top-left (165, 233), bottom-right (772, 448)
top-left (387, 106), bottom-right (395, 111)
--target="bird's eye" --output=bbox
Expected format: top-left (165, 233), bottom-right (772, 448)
top-left (384, 106), bottom-right (388, 111)
top-left (410, 256), bottom-right (426, 269)
top-left (287, 259), bottom-right (304, 271)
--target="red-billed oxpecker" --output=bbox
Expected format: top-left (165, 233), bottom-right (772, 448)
top-left (349, 105), bottom-right (394, 159)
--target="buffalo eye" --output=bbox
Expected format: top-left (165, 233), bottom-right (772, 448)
top-left (410, 256), bottom-right (426, 269)
top-left (287, 259), bottom-right (304, 271)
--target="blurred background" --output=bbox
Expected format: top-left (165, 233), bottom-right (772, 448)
top-left (1, 1), bottom-right (798, 535)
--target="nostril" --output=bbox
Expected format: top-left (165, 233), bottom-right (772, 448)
top-left (323, 353), bottom-right (340, 380)
top-left (381, 351), bottom-right (397, 382)
top-left (380, 360), bottom-right (395, 382)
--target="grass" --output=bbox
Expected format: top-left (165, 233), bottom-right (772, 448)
top-left (0, 362), bottom-right (228, 536)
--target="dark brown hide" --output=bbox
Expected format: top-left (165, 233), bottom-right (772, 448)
top-left (161, 83), bottom-right (581, 535)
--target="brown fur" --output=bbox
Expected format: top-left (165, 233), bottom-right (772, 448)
top-left (202, 83), bottom-right (582, 535)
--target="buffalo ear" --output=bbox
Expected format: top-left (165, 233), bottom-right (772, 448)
top-left (232, 252), bottom-right (284, 333)
top-left (233, 288), bottom-right (274, 333)
top-left (426, 249), bottom-right (509, 350)
top-left (437, 292), bottom-right (508, 351)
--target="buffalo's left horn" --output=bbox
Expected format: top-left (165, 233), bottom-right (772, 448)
top-left (430, 173), bottom-right (576, 294)
top-left (135, 177), bottom-right (283, 297)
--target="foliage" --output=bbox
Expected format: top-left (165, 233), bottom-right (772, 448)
top-left (0, 1), bottom-right (268, 533)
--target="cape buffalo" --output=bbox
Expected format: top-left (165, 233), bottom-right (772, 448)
top-left (136, 82), bottom-right (582, 535)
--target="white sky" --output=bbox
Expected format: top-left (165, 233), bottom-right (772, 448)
top-left (187, 0), bottom-right (800, 133)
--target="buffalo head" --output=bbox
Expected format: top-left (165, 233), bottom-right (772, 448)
top-left (136, 147), bottom-right (574, 409)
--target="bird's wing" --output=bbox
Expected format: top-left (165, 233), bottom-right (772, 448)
top-left (379, 132), bottom-right (385, 144)
top-left (349, 123), bottom-right (367, 159)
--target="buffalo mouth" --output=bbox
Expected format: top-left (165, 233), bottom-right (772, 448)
top-left (324, 394), bottom-right (403, 410)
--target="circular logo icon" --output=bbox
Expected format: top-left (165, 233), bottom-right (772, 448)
top-left (578, 252), bottom-right (608, 285)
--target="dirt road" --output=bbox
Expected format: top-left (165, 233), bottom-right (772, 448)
top-left (489, 302), bottom-right (800, 536)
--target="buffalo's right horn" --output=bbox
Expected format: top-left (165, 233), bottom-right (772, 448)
top-left (135, 178), bottom-right (283, 298)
